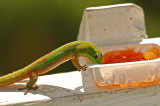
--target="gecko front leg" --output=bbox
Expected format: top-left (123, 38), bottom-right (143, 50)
top-left (72, 56), bottom-right (87, 71)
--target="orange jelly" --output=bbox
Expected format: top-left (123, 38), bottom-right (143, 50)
top-left (102, 49), bottom-right (146, 64)
top-left (102, 47), bottom-right (160, 64)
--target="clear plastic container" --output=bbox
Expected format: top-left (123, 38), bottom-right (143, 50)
top-left (89, 43), bottom-right (160, 89)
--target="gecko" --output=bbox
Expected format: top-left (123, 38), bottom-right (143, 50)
top-left (0, 41), bottom-right (102, 95)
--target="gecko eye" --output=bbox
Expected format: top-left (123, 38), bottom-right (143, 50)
top-left (95, 55), bottom-right (99, 59)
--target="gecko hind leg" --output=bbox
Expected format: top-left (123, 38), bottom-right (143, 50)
top-left (18, 71), bottom-right (38, 95)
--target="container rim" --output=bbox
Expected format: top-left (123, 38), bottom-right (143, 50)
top-left (88, 58), bottom-right (160, 68)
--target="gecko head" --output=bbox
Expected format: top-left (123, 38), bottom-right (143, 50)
top-left (76, 41), bottom-right (102, 64)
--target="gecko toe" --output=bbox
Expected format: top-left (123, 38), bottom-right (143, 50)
top-left (24, 90), bottom-right (28, 95)
top-left (83, 65), bottom-right (87, 71)
top-left (77, 65), bottom-right (87, 71)
top-left (18, 86), bottom-right (38, 95)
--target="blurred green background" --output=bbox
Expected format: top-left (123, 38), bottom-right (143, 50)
top-left (0, 0), bottom-right (159, 76)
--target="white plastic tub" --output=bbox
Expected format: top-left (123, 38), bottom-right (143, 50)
top-left (89, 43), bottom-right (160, 88)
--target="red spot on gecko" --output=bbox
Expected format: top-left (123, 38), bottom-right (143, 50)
top-left (42, 58), bottom-right (47, 62)
top-left (48, 52), bottom-right (52, 55)
top-left (38, 61), bottom-right (41, 64)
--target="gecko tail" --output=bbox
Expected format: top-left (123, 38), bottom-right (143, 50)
top-left (0, 69), bottom-right (28, 87)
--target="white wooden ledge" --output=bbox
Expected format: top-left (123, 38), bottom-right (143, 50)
top-left (0, 71), bottom-right (83, 105)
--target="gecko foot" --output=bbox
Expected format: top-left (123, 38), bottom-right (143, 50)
top-left (83, 65), bottom-right (87, 71)
top-left (18, 86), bottom-right (39, 91)
top-left (18, 86), bottom-right (39, 95)
top-left (78, 65), bottom-right (87, 71)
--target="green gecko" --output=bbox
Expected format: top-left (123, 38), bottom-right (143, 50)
top-left (0, 41), bottom-right (102, 95)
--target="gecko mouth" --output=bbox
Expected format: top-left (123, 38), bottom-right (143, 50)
top-left (96, 57), bottom-right (102, 64)
top-left (97, 60), bottom-right (102, 64)
top-left (93, 59), bottom-right (102, 64)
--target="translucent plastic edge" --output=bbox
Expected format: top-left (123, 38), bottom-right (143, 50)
top-left (88, 58), bottom-right (160, 69)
